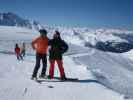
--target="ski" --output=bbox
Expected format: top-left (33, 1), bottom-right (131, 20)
top-left (33, 77), bottom-right (78, 83)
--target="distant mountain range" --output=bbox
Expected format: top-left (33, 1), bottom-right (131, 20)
top-left (1, 12), bottom-right (133, 53)
top-left (0, 12), bottom-right (43, 30)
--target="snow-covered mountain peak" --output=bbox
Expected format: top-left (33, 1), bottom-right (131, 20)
top-left (0, 12), bottom-right (43, 30)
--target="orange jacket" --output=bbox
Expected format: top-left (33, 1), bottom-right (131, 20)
top-left (32, 36), bottom-right (48, 54)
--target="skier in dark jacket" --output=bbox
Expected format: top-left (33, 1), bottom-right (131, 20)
top-left (48, 31), bottom-right (68, 80)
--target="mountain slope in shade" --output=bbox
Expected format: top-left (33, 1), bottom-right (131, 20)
top-left (0, 12), bottom-right (43, 30)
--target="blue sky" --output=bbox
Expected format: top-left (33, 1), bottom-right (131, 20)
top-left (0, 0), bottom-right (133, 29)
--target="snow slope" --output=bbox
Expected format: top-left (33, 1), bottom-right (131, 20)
top-left (74, 49), bottom-right (133, 98)
top-left (0, 54), bottom-right (123, 100)
top-left (0, 26), bottom-right (131, 100)
top-left (122, 50), bottom-right (133, 61)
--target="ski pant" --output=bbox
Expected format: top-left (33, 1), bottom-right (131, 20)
top-left (21, 50), bottom-right (26, 57)
top-left (16, 54), bottom-right (23, 60)
top-left (32, 53), bottom-right (47, 77)
top-left (49, 59), bottom-right (65, 78)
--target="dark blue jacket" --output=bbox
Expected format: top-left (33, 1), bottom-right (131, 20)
top-left (48, 38), bottom-right (68, 60)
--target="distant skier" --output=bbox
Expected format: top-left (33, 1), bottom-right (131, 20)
top-left (21, 42), bottom-right (26, 57)
top-left (48, 31), bottom-right (68, 80)
top-left (31, 29), bottom-right (49, 80)
top-left (15, 43), bottom-right (23, 60)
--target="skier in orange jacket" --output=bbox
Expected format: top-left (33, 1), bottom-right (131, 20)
top-left (31, 29), bottom-right (49, 80)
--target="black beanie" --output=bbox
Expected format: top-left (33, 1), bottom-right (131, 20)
top-left (39, 29), bottom-right (47, 35)
top-left (55, 30), bottom-right (60, 36)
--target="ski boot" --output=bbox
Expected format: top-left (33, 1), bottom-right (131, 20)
top-left (47, 75), bottom-right (52, 79)
top-left (31, 76), bottom-right (37, 80)
top-left (61, 75), bottom-right (67, 80)
top-left (39, 74), bottom-right (47, 79)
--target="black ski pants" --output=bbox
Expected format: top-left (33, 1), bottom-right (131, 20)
top-left (32, 53), bottom-right (47, 77)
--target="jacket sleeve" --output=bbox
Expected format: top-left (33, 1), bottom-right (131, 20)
top-left (48, 39), bottom-right (52, 46)
top-left (61, 40), bottom-right (69, 54)
top-left (31, 37), bottom-right (38, 49)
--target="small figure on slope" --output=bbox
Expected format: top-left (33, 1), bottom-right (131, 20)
top-left (15, 43), bottom-right (23, 61)
top-left (21, 42), bottom-right (26, 57)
